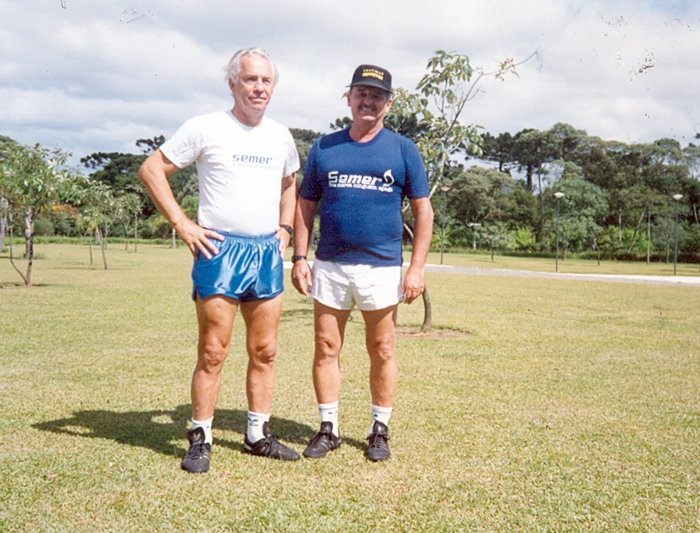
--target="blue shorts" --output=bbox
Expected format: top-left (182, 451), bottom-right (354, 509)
top-left (191, 231), bottom-right (283, 302)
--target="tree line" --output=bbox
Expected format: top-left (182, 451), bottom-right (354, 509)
top-left (2, 51), bottom-right (699, 286)
top-left (436, 124), bottom-right (700, 263)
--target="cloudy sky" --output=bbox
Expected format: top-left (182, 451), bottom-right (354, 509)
top-left (1, 0), bottom-right (698, 166)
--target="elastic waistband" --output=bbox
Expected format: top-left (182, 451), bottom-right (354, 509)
top-left (208, 230), bottom-right (277, 242)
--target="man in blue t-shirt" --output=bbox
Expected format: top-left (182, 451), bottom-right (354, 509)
top-left (292, 64), bottom-right (434, 461)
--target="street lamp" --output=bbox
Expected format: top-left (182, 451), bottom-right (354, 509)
top-left (440, 185), bottom-right (451, 265)
top-left (554, 192), bottom-right (565, 273)
top-left (672, 194), bottom-right (683, 275)
top-left (467, 222), bottom-right (481, 250)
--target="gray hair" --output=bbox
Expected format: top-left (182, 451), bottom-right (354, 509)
top-left (223, 47), bottom-right (279, 87)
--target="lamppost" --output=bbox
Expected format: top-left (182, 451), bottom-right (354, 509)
top-left (554, 192), bottom-right (564, 273)
top-left (440, 185), bottom-right (451, 265)
top-left (673, 194), bottom-right (683, 275)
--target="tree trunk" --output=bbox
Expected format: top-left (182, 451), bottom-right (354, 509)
top-left (8, 223), bottom-right (30, 286)
top-left (627, 205), bottom-right (647, 254)
top-left (618, 209), bottom-right (623, 243)
top-left (171, 227), bottom-right (176, 249)
top-left (24, 209), bottom-right (33, 260)
top-left (0, 201), bottom-right (6, 251)
top-left (420, 285), bottom-right (432, 333)
top-left (646, 210), bottom-right (651, 265)
top-left (134, 213), bottom-right (138, 253)
top-left (98, 227), bottom-right (109, 270)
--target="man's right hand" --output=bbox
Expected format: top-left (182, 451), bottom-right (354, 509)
top-left (291, 259), bottom-right (313, 296)
top-left (175, 218), bottom-right (224, 259)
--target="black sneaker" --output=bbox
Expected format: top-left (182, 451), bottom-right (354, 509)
top-left (303, 421), bottom-right (341, 459)
top-left (181, 427), bottom-right (211, 473)
top-left (243, 422), bottom-right (300, 461)
top-left (366, 421), bottom-right (391, 462)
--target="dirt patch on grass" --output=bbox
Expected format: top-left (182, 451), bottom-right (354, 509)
top-left (396, 326), bottom-right (471, 339)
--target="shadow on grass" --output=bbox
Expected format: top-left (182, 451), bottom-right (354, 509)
top-left (33, 405), bottom-right (367, 457)
top-left (279, 307), bottom-right (314, 323)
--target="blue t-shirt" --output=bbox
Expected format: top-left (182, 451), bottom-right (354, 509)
top-left (300, 128), bottom-right (429, 266)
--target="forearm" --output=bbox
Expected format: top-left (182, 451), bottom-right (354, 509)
top-left (293, 198), bottom-right (316, 256)
top-left (139, 151), bottom-right (187, 230)
top-left (409, 198), bottom-right (434, 269)
top-left (279, 173), bottom-right (297, 228)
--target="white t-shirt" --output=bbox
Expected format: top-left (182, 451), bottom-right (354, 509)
top-left (161, 111), bottom-right (300, 235)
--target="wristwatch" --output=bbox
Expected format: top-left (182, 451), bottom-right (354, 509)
top-left (280, 224), bottom-right (293, 235)
top-left (291, 255), bottom-right (307, 263)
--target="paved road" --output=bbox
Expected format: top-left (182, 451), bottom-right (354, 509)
top-left (285, 261), bottom-right (700, 287)
top-left (423, 264), bottom-right (700, 287)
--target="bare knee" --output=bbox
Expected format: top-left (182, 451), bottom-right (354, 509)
top-left (368, 337), bottom-right (395, 365)
top-left (315, 332), bottom-right (342, 361)
top-left (249, 339), bottom-right (277, 367)
top-left (197, 338), bottom-right (229, 374)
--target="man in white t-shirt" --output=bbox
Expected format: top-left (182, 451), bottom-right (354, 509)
top-left (139, 47), bottom-right (301, 472)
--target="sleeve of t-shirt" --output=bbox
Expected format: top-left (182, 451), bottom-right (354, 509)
top-left (159, 118), bottom-right (203, 170)
top-left (282, 131), bottom-right (301, 178)
top-left (402, 139), bottom-right (430, 199)
top-left (299, 139), bottom-right (323, 202)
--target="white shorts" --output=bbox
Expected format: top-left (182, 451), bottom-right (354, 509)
top-left (310, 259), bottom-right (403, 311)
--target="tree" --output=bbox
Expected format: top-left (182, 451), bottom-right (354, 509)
top-left (76, 180), bottom-right (116, 270)
top-left (446, 166), bottom-right (517, 228)
top-left (0, 135), bottom-right (18, 251)
top-left (0, 143), bottom-right (82, 285)
top-left (482, 222), bottom-right (514, 261)
top-left (290, 128), bottom-right (323, 175)
top-left (385, 49), bottom-right (536, 331)
top-left (512, 128), bottom-right (559, 196)
top-left (114, 192), bottom-right (143, 252)
top-left (543, 170), bottom-right (608, 255)
top-left (481, 131), bottom-right (517, 173)
top-left (135, 135), bottom-right (165, 155)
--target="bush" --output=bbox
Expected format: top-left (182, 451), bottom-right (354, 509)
top-left (33, 217), bottom-right (54, 236)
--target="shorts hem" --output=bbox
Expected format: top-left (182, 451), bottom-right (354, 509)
top-left (193, 287), bottom-right (284, 302)
top-left (311, 295), bottom-right (400, 312)
top-left (311, 295), bottom-right (353, 311)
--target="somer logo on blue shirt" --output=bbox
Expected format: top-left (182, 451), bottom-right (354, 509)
top-left (232, 154), bottom-right (274, 165)
top-left (328, 169), bottom-right (394, 193)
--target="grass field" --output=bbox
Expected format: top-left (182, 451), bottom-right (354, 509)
top-left (1, 244), bottom-right (699, 532)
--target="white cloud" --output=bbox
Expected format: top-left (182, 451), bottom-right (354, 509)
top-left (1, 0), bottom-right (698, 166)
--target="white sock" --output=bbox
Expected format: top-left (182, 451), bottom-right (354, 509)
top-left (191, 417), bottom-right (213, 445)
top-left (370, 404), bottom-right (393, 434)
top-left (319, 401), bottom-right (339, 436)
top-left (247, 411), bottom-right (270, 443)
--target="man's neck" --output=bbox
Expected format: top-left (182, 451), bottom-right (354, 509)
top-left (232, 106), bottom-right (264, 127)
top-left (348, 121), bottom-right (384, 143)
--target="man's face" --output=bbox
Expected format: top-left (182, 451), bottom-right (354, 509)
top-left (347, 85), bottom-right (392, 125)
top-left (230, 55), bottom-right (274, 117)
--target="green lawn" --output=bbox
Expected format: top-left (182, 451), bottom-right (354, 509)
top-left (1, 244), bottom-right (699, 532)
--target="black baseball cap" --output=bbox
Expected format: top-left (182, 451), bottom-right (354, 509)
top-left (350, 64), bottom-right (392, 94)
